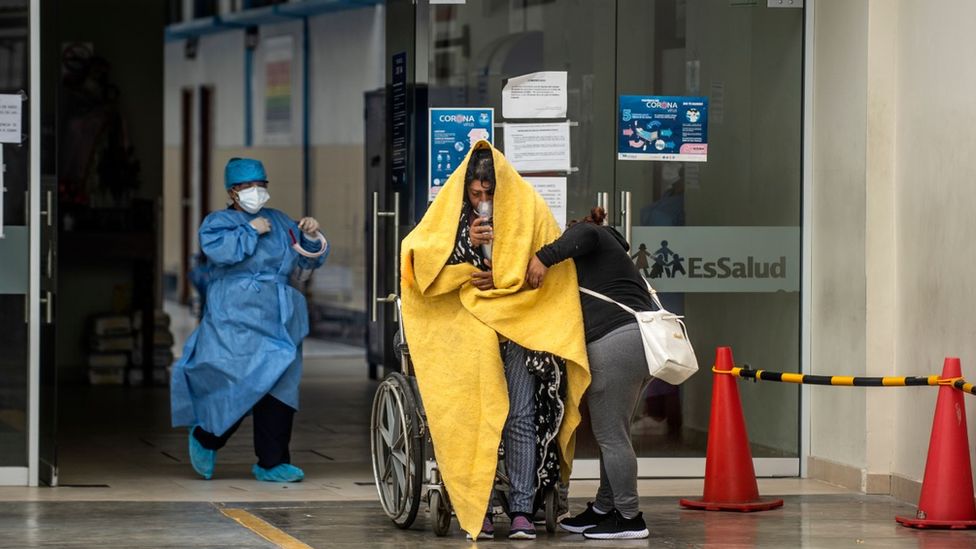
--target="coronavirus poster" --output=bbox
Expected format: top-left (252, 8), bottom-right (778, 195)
top-left (618, 95), bottom-right (708, 162)
top-left (428, 108), bottom-right (494, 201)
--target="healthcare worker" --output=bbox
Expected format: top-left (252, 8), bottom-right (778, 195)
top-left (170, 157), bottom-right (329, 483)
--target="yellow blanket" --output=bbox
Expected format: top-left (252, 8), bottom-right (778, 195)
top-left (400, 141), bottom-right (590, 537)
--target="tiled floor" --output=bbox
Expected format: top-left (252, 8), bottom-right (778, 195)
top-left (2, 303), bottom-right (972, 546)
top-left (2, 495), bottom-right (975, 548)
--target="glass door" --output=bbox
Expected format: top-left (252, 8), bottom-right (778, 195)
top-left (602, 0), bottom-right (804, 477)
top-left (0, 0), bottom-right (35, 485)
top-left (418, 0), bottom-right (804, 478)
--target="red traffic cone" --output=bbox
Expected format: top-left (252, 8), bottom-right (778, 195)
top-left (680, 347), bottom-right (784, 512)
top-left (896, 357), bottom-right (976, 529)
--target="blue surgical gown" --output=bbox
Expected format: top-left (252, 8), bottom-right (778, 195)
top-left (170, 207), bottom-right (329, 436)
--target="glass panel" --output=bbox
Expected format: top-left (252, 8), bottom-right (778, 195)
top-left (423, 0), bottom-right (804, 468)
top-left (426, 0), bottom-right (617, 220)
top-left (614, 0), bottom-right (803, 459)
top-left (0, 295), bottom-right (27, 467)
top-left (0, 0), bottom-right (29, 469)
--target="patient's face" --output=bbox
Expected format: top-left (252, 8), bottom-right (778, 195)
top-left (466, 180), bottom-right (494, 211)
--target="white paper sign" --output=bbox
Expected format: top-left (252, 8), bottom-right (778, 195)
top-left (503, 122), bottom-right (571, 173)
top-left (0, 95), bottom-right (22, 144)
top-left (525, 177), bottom-right (567, 229)
top-left (502, 71), bottom-right (567, 119)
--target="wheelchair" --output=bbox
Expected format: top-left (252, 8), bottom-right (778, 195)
top-left (370, 296), bottom-right (560, 536)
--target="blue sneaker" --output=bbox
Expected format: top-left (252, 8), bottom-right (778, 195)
top-left (188, 428), bottom-right (215, 480)
top-left (252, 463), bottom-right (305, 483)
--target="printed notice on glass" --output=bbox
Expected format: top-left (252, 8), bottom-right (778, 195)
top-left (503, 122), bottom-right (571, 173)
top-left (0, 94), bottom-right (22, 144)
top-left (525, 177), bottom-right (567, 229)
top-left (502, 71), bottom-right (567, 119)
top-left (429, 107), bottom-right (494, 201)
top-left (618, 95), bottom-right (708, 162)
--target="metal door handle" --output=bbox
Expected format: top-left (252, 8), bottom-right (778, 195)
top-left (621, 191), bottom-right (632, 246)
top-left (597, 192), bottom-right (610, 225)
top-left (371, 192), bottom-right (401, 323)
top-left (40, 291), bottom-right (52, 324)
top-left (40, 190), bottom-right (51, 227)
top-left (371, 192), bottom-right (380, 322)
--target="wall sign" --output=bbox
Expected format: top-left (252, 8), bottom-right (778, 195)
top-left (391, 52), bottom-right (408, 188)
top-left (503, 122), bottom-right (571, 173)
top-left (631, 226), bottom-right (799, 292)
top-left (618, 95), bottom-right (708, 162)
top-left (264, 36), bottom-right (293, 139)
top-left (428, 107), bottom-right (494, 201)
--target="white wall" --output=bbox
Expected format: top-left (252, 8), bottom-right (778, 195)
top-left (309, 6), bottom-right (385, 145)
top-left (890, 0), bottom-right (976, 487)
top-left (810, 0), bottom-right (869, 474)
top-left (809, 0), bottom-right (976, 497)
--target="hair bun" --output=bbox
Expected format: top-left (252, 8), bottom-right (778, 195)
top-left (590, 206), bottom-right (607, 225)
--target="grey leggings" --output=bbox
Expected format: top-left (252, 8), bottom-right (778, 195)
top-left (586, 323), bottom-right (651, 518)
top-left (502, 342), bottom-right (537, 515)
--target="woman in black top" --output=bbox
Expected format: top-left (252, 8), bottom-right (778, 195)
top-left (526, 207), bottom-right (652, 540)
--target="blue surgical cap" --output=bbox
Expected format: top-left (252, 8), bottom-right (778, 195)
top-left (225, 157), bottom-right (268, 189)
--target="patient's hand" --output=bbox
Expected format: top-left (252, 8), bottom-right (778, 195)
top-left (471, 270), bottom-right (494, 291)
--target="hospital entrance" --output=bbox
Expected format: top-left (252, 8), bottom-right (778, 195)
top-left (1, 0), bottom-right (804, 506)
top-left (0, 0), bottom-right (385, 496)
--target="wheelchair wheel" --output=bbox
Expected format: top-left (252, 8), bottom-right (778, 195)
top-left (430, 490), bottom-right (452, 537)
top-left (544, 487), bottom-right (558, 533)
top-left (371, 372), bottom-right (423, 529)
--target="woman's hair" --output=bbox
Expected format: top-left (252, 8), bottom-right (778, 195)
top-left (569, 206), bottom-right (607, 226)
top-left (464, 149), bottom-right (496, 197)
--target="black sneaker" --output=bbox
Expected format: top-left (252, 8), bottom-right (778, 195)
top-left (582, 510), bottom-right (649, 540)
top-left (559, 502), bottom-right (609, 534)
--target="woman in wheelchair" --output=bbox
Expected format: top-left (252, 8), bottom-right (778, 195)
top-left (399, 142), bottom-right (590, 540)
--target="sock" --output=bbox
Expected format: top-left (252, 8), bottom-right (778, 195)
top-left (592, 504), bottom-right (609, 515)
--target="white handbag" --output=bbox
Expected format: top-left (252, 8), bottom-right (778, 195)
top-left (580, 280), bottom-right (699, 385)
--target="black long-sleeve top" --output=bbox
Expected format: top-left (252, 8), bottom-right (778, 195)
top-left (535, 222), bottom-right (654, 344)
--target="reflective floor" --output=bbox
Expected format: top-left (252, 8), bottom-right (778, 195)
top-left (2, 495), bottom-right (975, 548)
top-left (2, 302), bottom-right (973, 546)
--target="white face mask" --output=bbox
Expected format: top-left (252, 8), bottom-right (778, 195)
top-left (236, 186), bottom-right (270, 214)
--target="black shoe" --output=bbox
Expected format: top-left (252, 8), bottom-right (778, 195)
top-left (559, 502), bottom-right (610, 534)
top-left (582, 510), bottom-right (649, 540)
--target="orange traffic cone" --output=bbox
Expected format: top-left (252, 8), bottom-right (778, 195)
top-left (896, 357), bottom-right (976, 529)
top-left (680, 347), bottom-right (783, 512)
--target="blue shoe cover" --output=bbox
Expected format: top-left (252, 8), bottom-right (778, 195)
top-left (188, 428), bottom-right (215, 480)
top-left (252, 463), bottom-right (304, 483)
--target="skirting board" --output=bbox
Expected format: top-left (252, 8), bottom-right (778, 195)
top-left (807, 456), bottom-right (912, 499)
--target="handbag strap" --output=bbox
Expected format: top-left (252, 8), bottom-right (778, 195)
top-left (579, 287), bottom-right (640, 316)
top-left (639, 277), bottom-right (665, 311)
top-left (580, 278), bottom-right (665, 314)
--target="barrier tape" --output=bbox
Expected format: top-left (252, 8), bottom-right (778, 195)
top-left (713, 366), bottom-right (976, 395)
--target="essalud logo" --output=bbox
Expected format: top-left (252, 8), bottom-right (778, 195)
top-left (633, 239), bottom-right (787, 280)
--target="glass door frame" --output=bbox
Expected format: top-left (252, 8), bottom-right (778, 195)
top-left (27, 0), bottom-right (41, 487)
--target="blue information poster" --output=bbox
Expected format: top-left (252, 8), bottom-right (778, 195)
top-left (429, 107), bottom-right (494, 200)
top-left (618, 95), bottom-right (708, 162)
